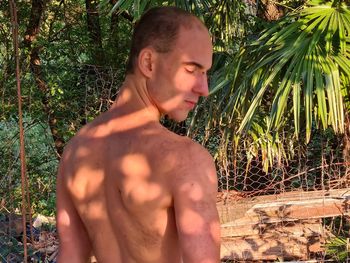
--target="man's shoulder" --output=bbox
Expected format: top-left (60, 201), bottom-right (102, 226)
top-left (159, 129), bottom-right (212, 161)
top-left (59, 121), bottom-right (105, 174)
top-left (158, 130), bottom-right (215, 177)
top-left (62, 115), bottom-right (107, 154)
top-left (180, 137), bottom-right (213, 164)
top-left (161, 133), bottom-right (218, 198)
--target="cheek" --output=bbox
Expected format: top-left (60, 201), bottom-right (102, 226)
top-left (173, 72), bottom-right (194, 91)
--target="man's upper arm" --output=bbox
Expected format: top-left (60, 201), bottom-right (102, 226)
top-left (56, 151), bottom-right (92, 262)
top-left (172, 143), bottom-right (220, 263)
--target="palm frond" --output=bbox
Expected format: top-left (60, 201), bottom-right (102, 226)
top-left (232, 0), bottom-right (350, 142)
top-left (102, 0), bottom-right (214, 20)
top-left (193, 0), bottom-right (350, 171)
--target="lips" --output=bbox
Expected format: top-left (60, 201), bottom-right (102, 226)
top-left (185, 100), bottom-right (197, 109)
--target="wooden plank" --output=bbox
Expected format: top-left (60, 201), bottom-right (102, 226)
top-left (221, 221), bottom-right (326, 238)
top-left (218, 188), bottom-right (350, 225)
top-left (221, 234), bottom-right (323, 261)
top-left (218, 188), bottom-right (350, 205)
top-left (220, 197), bottom-right (349, 230)
top-left (218, 189), bottom-right (349, 261)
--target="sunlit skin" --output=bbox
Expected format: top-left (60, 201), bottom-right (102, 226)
top-left (56, 18), bottom-right (220, 263)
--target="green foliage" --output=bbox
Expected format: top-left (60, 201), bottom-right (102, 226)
top-left (326, 236), bottom-right (349, 261)
top-left (238, 0), bottom-right (349, 141)
top-left (323, 216), bottom-right (350, 261)
top-left (102, 0), bottom-right (214, 20)
top-left (0, 118), bottom-right (58, 216)
top-left (0, 234), bottom-right (35, 262)
top-left (193, 0), bottom-right (350, 172)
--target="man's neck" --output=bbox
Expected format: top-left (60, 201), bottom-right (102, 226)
top-left (108, 74), bottom-right (161, 129)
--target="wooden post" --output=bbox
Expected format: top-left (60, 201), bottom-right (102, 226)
top-left (9, 1), bottom-right (29, 261)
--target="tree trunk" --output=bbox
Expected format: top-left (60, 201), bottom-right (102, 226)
top-left (107, 0), bottom-right (119, 67)
top-left (22, 0), bottom-right (46, 50)
top-left (31, 47), bottom-right (65, 156)
top-left (256, 0), bottom-right (284, 21)
top-left (22, 0), bottom-right (65, 157)
top-left (343, 113), bottom-right (350, 165)
top-left (85, 0), bottom-right (104, 65)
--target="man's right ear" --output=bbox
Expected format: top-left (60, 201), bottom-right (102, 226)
top-left (138, 48), bottom-right (156, 78)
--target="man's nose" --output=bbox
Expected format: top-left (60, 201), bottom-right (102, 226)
top-left (194, 75), bottom-right (209, 97)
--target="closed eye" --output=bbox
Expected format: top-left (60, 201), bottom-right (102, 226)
top-left (183, 61), bottom-right (207, 74)
top-left (185, 66), bottom-right (196, 73)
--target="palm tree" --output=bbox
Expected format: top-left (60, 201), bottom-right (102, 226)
top-left (191, 0), bottom-right (350, 171)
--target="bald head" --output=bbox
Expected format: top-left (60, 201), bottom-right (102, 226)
top-left (126, 6), bottom-right (208, 74)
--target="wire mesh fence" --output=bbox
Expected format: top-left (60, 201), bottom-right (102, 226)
top-left (214, 130), bottom-right (350, 261)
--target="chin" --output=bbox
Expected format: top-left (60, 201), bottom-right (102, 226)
top-left (166, 112), bottom-right (188, 123)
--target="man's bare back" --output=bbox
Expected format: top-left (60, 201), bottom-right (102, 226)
top-left (56, 7), bottom-right (220, 263)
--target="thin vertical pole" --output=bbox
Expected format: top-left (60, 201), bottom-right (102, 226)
top-left (9, 1), bottom-right (28, 262)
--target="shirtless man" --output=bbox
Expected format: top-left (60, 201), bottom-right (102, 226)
top-left (56, 6), bottom-right (220, 263)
